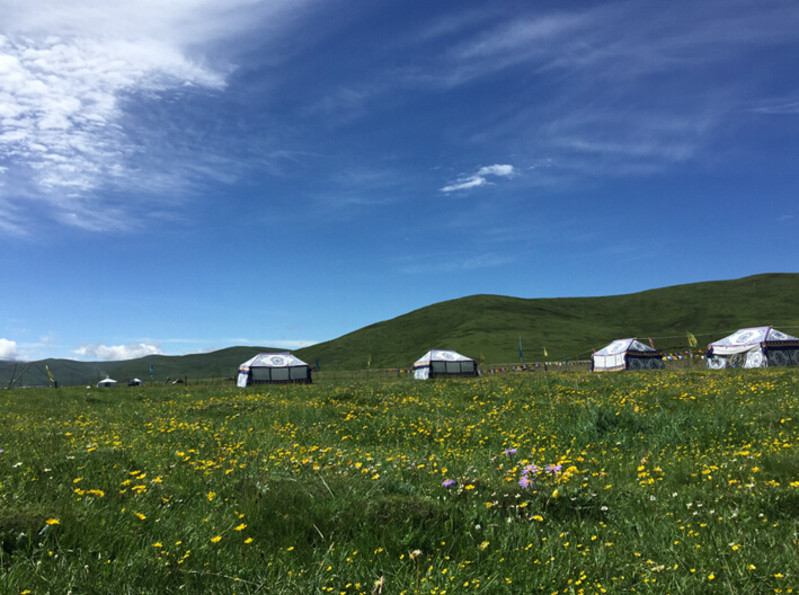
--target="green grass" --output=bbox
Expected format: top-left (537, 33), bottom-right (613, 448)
top-left (2, 369), bottom-right (799, 593)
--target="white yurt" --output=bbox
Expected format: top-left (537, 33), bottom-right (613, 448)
top-left (237, 352), bottom-right (312, 386)
top-left (412, 349), bottom-right (478, 380)
top-left (97, 377), bottom-right (118, 387)
top-left (592, 338), bottom-right (664, 372)
top-left (707, 326), bottom-right (799, 369)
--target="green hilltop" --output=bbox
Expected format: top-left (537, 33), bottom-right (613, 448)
top-left (295, 273), bottom-right (799, 369)
top-left (2, 273), bottom-right (798, 386)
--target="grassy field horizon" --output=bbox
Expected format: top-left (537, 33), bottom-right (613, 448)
top-left (3, 272), bottom-right (798, 388)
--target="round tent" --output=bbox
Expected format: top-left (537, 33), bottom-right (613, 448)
top-left (707, 326), bottom-right (799, 369)
top-left (237, 352), bottom-right (312, 386)
top-left (592, 338), bottom-right (664, 372)
top-left (97, 377), bottom-right (118, 387)
top-left (412, 349), bottom-right (478, 380)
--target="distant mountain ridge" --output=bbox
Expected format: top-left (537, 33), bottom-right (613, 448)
top-left (3, 273), bottom-right (798, 386)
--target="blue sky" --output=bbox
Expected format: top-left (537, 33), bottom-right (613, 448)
top-left (1, 0), bottom-right (798, 361)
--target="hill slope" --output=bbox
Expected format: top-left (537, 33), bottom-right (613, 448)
top-left (3, 273), bottom-right (798, 385)
top-left (294, 273), bottom-right (799, 369)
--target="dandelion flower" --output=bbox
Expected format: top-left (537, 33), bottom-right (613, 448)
top-left (234, 523), bottom-right (247, 531)
top-left (211, 535), bottom-right (222, 543)
top-left (244, 537), bottom-right (253, 544)
top-left (135, 512), bottom-right (146, 521)
top-left (45, 518), bottom-right (60, 525)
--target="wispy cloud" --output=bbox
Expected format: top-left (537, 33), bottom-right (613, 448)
top-left (0, 34), bottom-right (226, 221)
top-left (749, 100), bottom-right (799, 115)
top-left (441, 164), bottom-right (514, 193)
top-left (0, 0), bottom-right (314, 233)
top-left (72, 342), bottom-right (164, 361)
top-left (398, 251), bottom-right (515, 274)
top-left (410, 2), bottom-right (799, 179)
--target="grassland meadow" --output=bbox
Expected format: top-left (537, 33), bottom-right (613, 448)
top-left (2, 369), bottom-right (799, 593)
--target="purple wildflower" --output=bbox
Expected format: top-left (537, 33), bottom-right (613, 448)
top-left (442, 479), bottom-right (456, 488)
top-left (522, 464), bottom-right (540, 477)
top-left (545, 463), bottom-right (562, 475)
top-left (518, 476), bottom-right (533, 488)
top-left (504, 448), bottom-right (517, 456)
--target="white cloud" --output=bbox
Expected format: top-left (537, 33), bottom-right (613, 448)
top-left (0, 33), bottom-right (227, 198)
top-left (441, 163), bottom-right (514, 193)
top-left (0, 0), bottom-right (314, 233)
top-left (0, 338), bottom-right (19, 360)
top-left (72, 342), bottom-right (164, 361)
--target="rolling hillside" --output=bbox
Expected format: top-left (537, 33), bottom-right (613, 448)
top-left (295, 273), bottom-right (799, 370)
top-left (2, 273), bottom-right (798, 386)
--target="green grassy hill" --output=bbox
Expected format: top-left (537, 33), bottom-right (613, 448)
top-left (2, 273), bottom-right (798, 386)
top-left (295, 273), bottom-right (799, 370)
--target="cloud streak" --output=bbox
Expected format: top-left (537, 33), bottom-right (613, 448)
top-left (72, 342), bottom-right (164, 361)
top-left (441, 164), bottom-right (514, 193)
top-left (0, 0), bottom-right (315, 233)
top-left (408, 2), bottom-right (799, 181)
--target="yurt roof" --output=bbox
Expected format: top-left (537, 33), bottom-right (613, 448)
top-left (239, 352), bottom-right (309, 370)
top-left (413, 349), bottom-right (475, 368)
top-left (594, 338), bottom-right (660, 356)
top-left (709, 326), bottom-right (799, 355)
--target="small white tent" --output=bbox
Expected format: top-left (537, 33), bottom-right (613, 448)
top-left (707, 326), bottom-right (799, 369)
top-left (97, 377), bottom-right (118, 387)
top-left (412, 349), bottom-right (478, 380)
top-left (237, 352), bottom-right (312, 386)
top-left (592, 339), bottom-right (664, 372)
